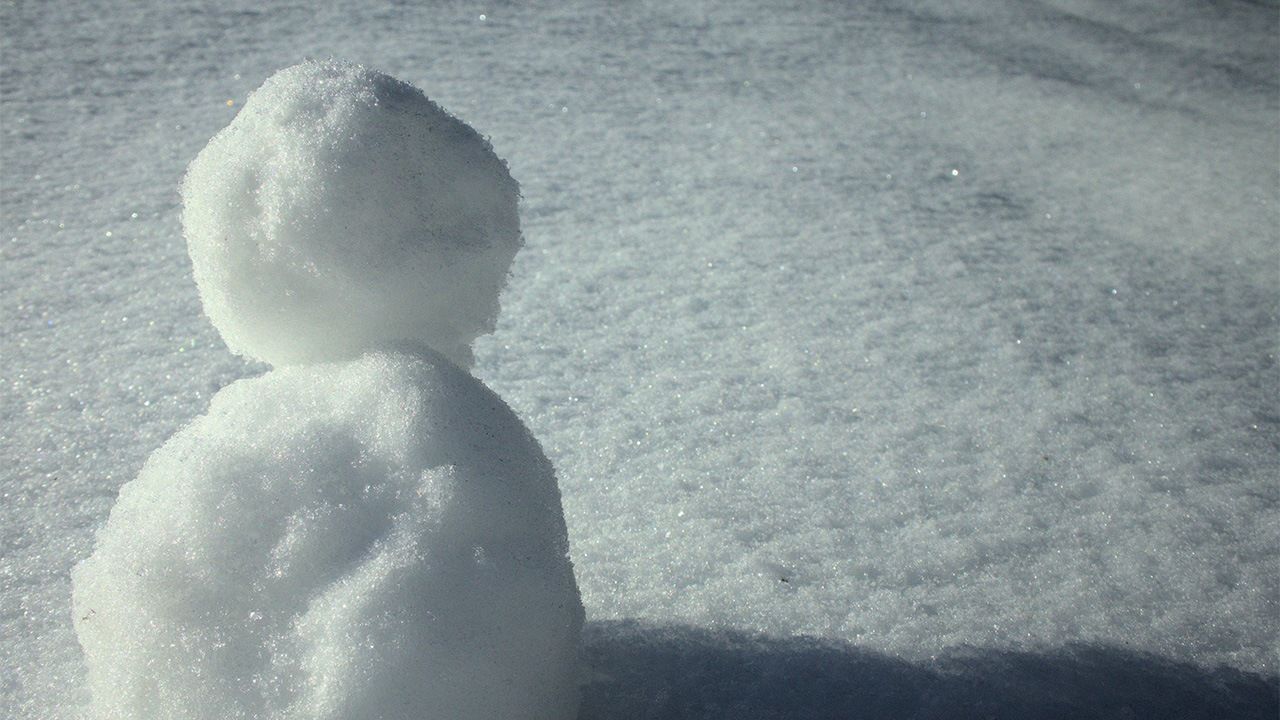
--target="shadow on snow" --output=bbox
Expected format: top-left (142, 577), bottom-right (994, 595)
top-left (580, 620), bottom-right (1278, 720)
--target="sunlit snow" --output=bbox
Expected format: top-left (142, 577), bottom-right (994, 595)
top-left (2, 1), bottom-right (1276, 718)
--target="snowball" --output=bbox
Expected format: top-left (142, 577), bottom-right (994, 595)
top-left (72, 350), bottom-right (583, 719)
top-left (181, 60), bottom-right (522, 368)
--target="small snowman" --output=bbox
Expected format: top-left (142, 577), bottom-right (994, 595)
top-left (72, 60), bottom-right (583, 720)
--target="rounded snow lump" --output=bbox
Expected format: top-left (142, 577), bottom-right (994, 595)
top-left (72, 350), bottom-right (584, 719)
top-left (181, 60), bottom-right (522, 368)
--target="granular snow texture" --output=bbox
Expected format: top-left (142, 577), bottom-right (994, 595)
top-left (1, 1), bottom-right (1277, 718)
top-left (73, 351), bottom-right (583, 720)
top-left (182, 60), bottom-right (521, 369)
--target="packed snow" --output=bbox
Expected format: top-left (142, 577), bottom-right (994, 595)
top-left (182, 60), bottom-right (521, 369)
top-left (73, 351), bottom-right (582, 719)
top-left (2, 1), bottom-right (1277, 718)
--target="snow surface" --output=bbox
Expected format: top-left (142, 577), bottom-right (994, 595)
top-left (2, 0), bottom-right (1277, 718)
top-left (182, 60), bottom-right (521, 369)
top-left (73, 351), bottom-right (582, 719)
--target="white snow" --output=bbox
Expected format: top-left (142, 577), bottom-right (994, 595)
top-left (182, 60), bottom-right (521, 369)
top-left (2, 1), bottom-right (1277, 718)
top-left (72, 62), bottom-right (581, 719)
top-left (71, 351), bottom-right (583, 720)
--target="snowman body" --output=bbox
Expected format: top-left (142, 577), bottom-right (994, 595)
top-left (74, 351), bottom-right (582, 719)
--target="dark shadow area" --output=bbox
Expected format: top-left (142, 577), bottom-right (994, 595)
top-left (580, 621), bottom-right (1278, 720)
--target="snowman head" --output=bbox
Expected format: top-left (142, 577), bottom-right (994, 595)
top-left (182, 59), bottom-right (522, 369)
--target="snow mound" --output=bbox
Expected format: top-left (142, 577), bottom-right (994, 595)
top-left (72, 351), bottom-right (584, 720)
top-left (181, 60), bottom-right (522, 369)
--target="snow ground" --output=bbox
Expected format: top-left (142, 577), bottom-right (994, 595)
top-left (2, 0), bottom-right (1277, 717)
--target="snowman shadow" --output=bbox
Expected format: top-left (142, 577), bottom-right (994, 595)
top-left (579, 620), bottom-right (1278, 720)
